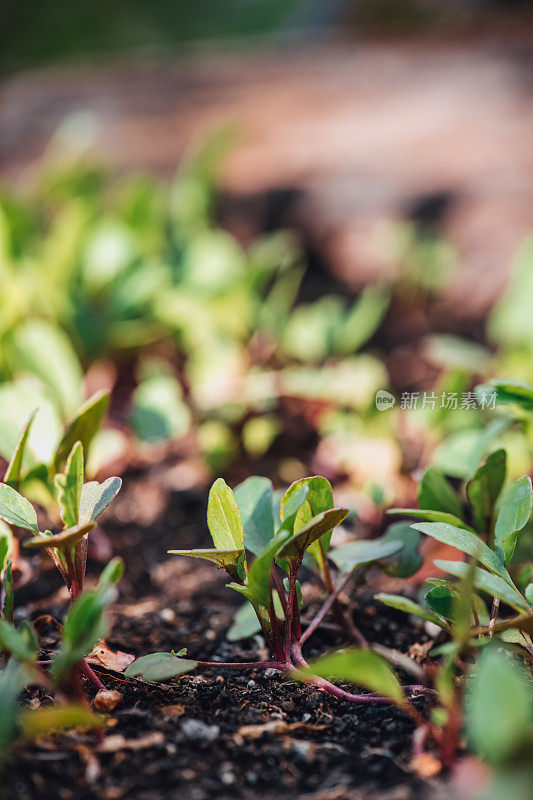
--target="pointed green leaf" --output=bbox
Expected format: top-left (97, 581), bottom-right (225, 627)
top-left (3, 560), bottom-right (13, 623)
top-left (0, 483), bottom-right (38, 532)
top-left (329, 537), bottom-right (403, 574)
top-left (20, 705), bottom-right (103, 737)
top-left (280, 476), bottom-right (335, 566)
top-left (494, 476), bottom-right (532, 565)
top-left (293, 647), bottom-right (404, 704)
top-left (276, 508), bottom-right (348, 564)
top-left (412, 522), bottom-right (508, 580)
top-left (79, 477), bottom-right (122, 524)
top-left (0, 619), bottom-right (37, 662)
top-left (418, 467), bottom-right (462, 518)
top-left (12, 320), bottom-right (83, 419)
top-left (376, 593), bottom-right (449, 628)
top-left (54, 391), bottom-right (109, 473)
top-left (466, 647), bottom-right (533, 765)
top-left (387, 508), bottom-right (475, 533)
top-left (3, 411), bottom-right (36, 487)
top-left (124, 652), bottom-right (197, 682)
top-left (168, 548), bottom-right (244, 580)
top-left (234, 476), bottom-right (275, 555)
top-left (24, 522), bottom-right (94, 551)
top-left (466, 449), bottom-right (507, 534)
top-left (207, 478), bottom-right (243, 550)
top-left (54, 441), bottom-right (84, 529)
top-left (434, 560), bottom-right (529, 613)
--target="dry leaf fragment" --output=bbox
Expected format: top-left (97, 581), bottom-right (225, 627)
top-left (86, 640), bottom-right (135, 672)
top-left (411, 752), bottom-right (442, 778)
top-left (94, 690), bottom-right (123, 712)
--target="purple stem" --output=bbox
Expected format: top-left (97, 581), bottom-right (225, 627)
top-left (81, 659), bottom-right (106, 691)
top-left (301, 571), bottom-right (357, 645)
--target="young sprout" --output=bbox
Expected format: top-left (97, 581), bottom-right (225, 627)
top-left (128, 475), bottom-right (429, 713)
top-left (0, 440), bottom-right (121, 600)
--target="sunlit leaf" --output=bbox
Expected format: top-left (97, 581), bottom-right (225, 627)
top-left (376, 593), bottom-right (448, 628)
top-left (412, 522), bottom-right (508, 580)
top-left (207, 478), bottom-right (243, 550)
top-left (276, 508), bottom-right (348, 565)
top-left (388, 508), bottom-right (475, 532)
top-left (20, 705), bottom-right (103, 738)
top-left (0, 483), bottom-right (38, 532)
top-left (54, 441), bottom-right (83, 528)
top-left (24, 522), bottom-right (94, 551)
top-left (168, 547), bottom-right (245, 581)
top-left (3, 411), bottom-right (36, 488)
top-left (79, 477), bottom-right (122, 524)
top-left (54, 391), bottom-right (109, 473)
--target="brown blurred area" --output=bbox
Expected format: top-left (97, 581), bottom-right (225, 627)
top-left (1, 10), bottom-right (533, 318)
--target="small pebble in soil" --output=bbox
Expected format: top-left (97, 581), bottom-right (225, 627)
top-left (180, 718), bottom-right (220, 745)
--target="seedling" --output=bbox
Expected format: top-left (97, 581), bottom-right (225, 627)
top-left (0, 559), bottom-right (122, 770)
top-left (0, 437), bottom-right (121, 600)
top-left (126, 475), bottom-right (429, 712)
top-left (380, 451), bottom-right (533, 651)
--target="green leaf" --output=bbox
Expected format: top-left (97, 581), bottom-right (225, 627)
top-left (387, 508), bottom-right (474, 532)
top-left (376, 593), bottom-right (448, 628)
top-left (280, 476), bottom-right (335, 567)
top-left (276, 508), bottom-right (349, 564)
top-left (294, 647), bottom-right (404, 704)
top-left (466, 647), bottom-right (533, 765)
top-left (380, 523), bottom-right (423, 578)
top-left (334, 286), bottom-right (390, 355)
top-left (3, 560), bottom-right (13, 623)
top-left (207, 478), bottom-right (243, 550)
top-left (434, 560), bottom-right (529, 613)
top-left (0, 620), bottom-right (37, 662)
top-left (234, 476), bottom-right (275, 555)
top-left (0, 483), bottom-right (38, 532)
top-left (54, 391), bottom-right (109, 473)
top-left (227, 602), bottom-right (263, 642)
top-left (24, 522), bottom-right (94, 551)
top-left (11, 320), bottom-right (83, 419)
top-left (412, 522), bottom-right (508, 580)
top-left (228, 530), bottom-right (292, 608)
top-left (168, 548), bottom-right (245, 581)
top-left (482, 379), bottom-right (533, 411)
top-left (54, 441), bottom-right (83, 529)
top-left (329, 537), bottom-right (403, 574)
top-left (425, 586), bottom-right (455, 621)
top-left (466, 449), bottom-right (507, 534)
top-left (3, 411), bottom-right (36, 488)
top-left (418, 467), bottom-right (462, 518)
top-left (130, 374), bottom-right (191, 443)
top-left (20, 705), bottom-right (103, 738)
top-left (98, 557), bottom-right (124, 589)
top-left (78, 477), bottom-right (122, 524)
top-left (124, 653), bottom-right (197, 682)
top-left (494, 476), bottom-right (532, 565)
top-left (0, 525), bottom-right (11, 573)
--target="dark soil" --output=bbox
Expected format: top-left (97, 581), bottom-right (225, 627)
top-left (4, 478), bottom-right (448, 800)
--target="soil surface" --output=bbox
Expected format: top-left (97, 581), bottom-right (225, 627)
top-left (5, 476), bottom-right (448, 800)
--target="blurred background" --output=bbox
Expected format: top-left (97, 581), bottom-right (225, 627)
top-left (1, 0), bottom-right (533, 522)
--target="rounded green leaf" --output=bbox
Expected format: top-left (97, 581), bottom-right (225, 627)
top-left (124, 653), bottom-right (197, 682)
